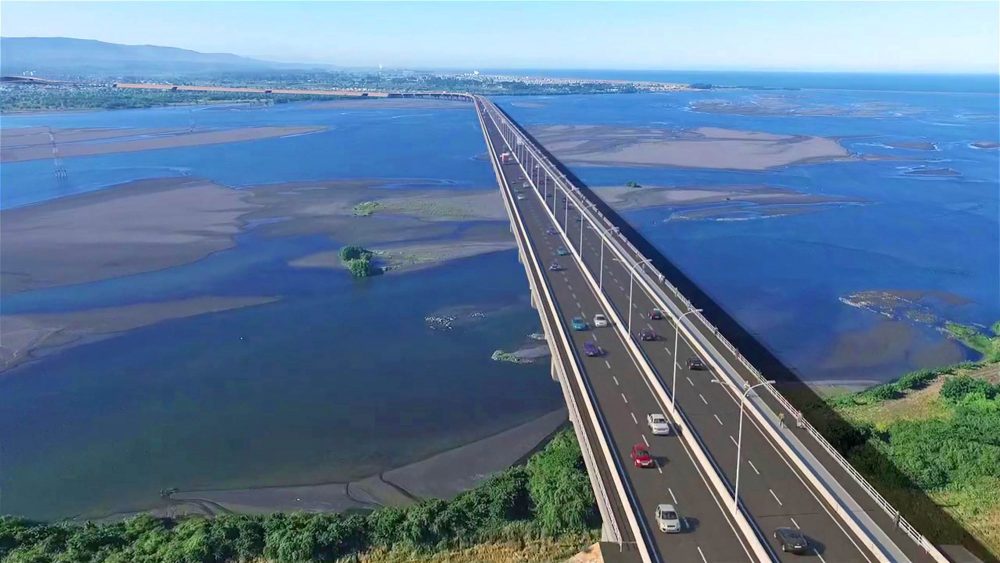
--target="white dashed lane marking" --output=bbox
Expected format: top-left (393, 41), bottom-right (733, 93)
top-left (630, 412), bottom-right (638, 424)
top-left (621, 393), bottom-right (628, 404)
top-left (748, 460), bottom-right (760, 475)
top-left (714, 414), bottom-right (724, 426)
top-left (699, 394), bottom-right (708, 405)
top-left (769, 489), bottom-right (783, 506)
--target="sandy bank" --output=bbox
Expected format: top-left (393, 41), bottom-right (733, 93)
top-left (592, 184), bottom-right (860, 212)
top-left (302, 98), bottom-right (469, 111)
top-left (0, 296), bottom-right (278, 373)
top-left (531, 124), bottom-right (852, 170)
top-left (1, 178), bottom-right (259, 293)
top-left (0, 125), bottom-right (325, 162)
top-left (163, 409), bottom-right (567, 515)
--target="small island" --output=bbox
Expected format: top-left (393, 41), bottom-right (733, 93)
top-left (339, 245), bottom-right (381, 277)
top-left (624, 180), bottom-right (642, 188)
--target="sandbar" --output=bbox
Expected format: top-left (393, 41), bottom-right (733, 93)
top-left (0, 125), bottom-right (325, 162)
top-left (592, 184), bottom-right (860, 211)
top-left (530, 125), bottom-right (851, 170)
top-left (1, 178), bottom-right (259, 293)
top-left (0, 296), bottom-right (278, 373)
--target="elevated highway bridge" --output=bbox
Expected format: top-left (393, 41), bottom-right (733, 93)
top-left (471, 94), bottom-right (951, 563)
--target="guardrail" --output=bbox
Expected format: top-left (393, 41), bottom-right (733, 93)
top-left (482, 98), bottom-right (774, 562)
top-left (474, 99), bottom-right (648, 561)
top-left (480, 97), bottom-right (948, 563)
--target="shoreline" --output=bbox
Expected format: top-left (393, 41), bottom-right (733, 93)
top-left (89, 408), bottom-right (568, 521)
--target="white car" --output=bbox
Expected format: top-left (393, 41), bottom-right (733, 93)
top-left (655, 504), bottom-right (682, 533)
top-left (516, 193), bottom-right (526, 200)
top-left (647, 413), bottom-right (671, 435)
top-left (593, 313), bottom-right (609, 328)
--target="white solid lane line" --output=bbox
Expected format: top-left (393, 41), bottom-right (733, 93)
top-left (714, 414), bottom-right (724, 426)
top-left (748, 460), bottom-right (760, 475)
top-left (630, 412), bottom-right (638, 424)
top-left (769, 489), bottom-right (783, 506)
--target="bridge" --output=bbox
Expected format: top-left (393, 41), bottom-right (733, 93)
top-left (471, 95), bottom-right (951, 563)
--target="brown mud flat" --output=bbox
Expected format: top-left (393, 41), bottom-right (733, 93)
top-left (1, 125), bottom-right (325, 162)
top-left (530, 124), bottom-right (852, 170)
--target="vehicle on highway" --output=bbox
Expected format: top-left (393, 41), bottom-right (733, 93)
top-left (549, 262), bottom-right (563, 271)
top-left (686, 356), bottom-right (707, 370)
top-left (583, 341), bottom-right (603, 357)
top-left (655, 504), bottom-right (682, 533)
top-left (648, 308), bottom-right (664, 320)
top-left (571, 317), bottom-right (589, 331)
top-left (593, 313), bottom-right (609, 327)
top-left (630, 444), bottom-right (654, 468)
top-left (556, 247), bottom-right (569, 256)
top-left (647, 413), bottom-right (671, 435)
top-left (521, 182), bottom-right (530, 189)
top-left (546, 227), bottom-right (558, 235)
top-left (638, 328), bottom-right (658, 341)
top-left (774, 527), bottom-right (810, 554)
top-left (516, 193), bottom-right (526, 200)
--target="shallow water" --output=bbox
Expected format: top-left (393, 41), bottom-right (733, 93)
top-left (497, 86), bottom-right (998, 382)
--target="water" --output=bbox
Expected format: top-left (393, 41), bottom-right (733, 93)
top-left (0, 102), bottom-right (562, 520)
top-left (2, 74), bottom-right (997, 519)
top-left (497, 83), bottom-right (998, 382)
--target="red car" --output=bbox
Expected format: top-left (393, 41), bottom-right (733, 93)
top-left (648, 308), bottom-right (664, 320)
top-left (631, 443), bottom-right (654, 468)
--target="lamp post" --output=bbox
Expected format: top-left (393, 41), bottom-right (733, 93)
top-left (615, 258), bottom-right (652, 334)
top-left (672, 308), bottom-right (703, 411)
top-left (711, 379), bottom-right (776, 512)
top-left (591, 224), bottom-right (617, 289)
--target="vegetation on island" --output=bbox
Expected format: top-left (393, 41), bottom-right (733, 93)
top-left (351, 201), bottom-right (381, 217)
top-left (624, 181), bottom-right (642, 188)
top-left (809, 321), bottom-right (1000, 557)
top-left (339, 245), bottom-right (380, 278)
top-left (0, 429), bottom-right (598, 563)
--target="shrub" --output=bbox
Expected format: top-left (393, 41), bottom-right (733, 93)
top-left (895, 369), bottom-right (937, 391)
top-left (339, 245), bottom-right (372, 262)
top-left (346, 257), bottom-right (374, 278)
top-left (527, 430), bottom-right (597, 535)
top-left (941, 375), bottom-right (997, 403)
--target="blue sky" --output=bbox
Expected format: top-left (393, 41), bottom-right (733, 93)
top-left (2, 1), bottom-right (998, 73)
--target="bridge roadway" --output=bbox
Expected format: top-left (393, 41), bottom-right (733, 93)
top-left (476, 96), bottom-right (948, 563)
top-left (477, 100), bottom-right (760, 562)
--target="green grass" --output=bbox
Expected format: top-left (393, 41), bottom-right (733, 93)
top-left (352, 201), bottom-right (381, 217)
top-left (945, 322), bottom-right (1000, 362)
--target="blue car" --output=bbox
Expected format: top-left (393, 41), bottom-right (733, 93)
top-left (557, 247), bottom-right (570, 256)
top-left (571, 317), bottom-right (588, 331)
top-left (583, 341), bottom-right (603, 357)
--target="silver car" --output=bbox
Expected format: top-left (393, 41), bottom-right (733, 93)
top-left (656, 504), bottom-right (682, 533)
top-left (647, 413), bottom-right (671, 436)
top-left (593, 313), bottom-right (609, 328)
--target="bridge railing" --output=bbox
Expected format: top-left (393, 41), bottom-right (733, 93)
top-left (480, 97), bottom-right (946, 561)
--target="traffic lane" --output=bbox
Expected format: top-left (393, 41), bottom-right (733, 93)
top-left (507, 164), bottom-right (753, 562)
top-left (482, 128), bottom-right (639, 550)
top-left (572, 223), bottom-right (875, 562)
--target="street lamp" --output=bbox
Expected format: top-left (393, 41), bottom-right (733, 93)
top-left (711, 378), bottom-right (775, 512)
top-left (671, 308), bottom-right (703, 411)
top-left (591, 224), bottom-right (618, 289)
top-left (615, 257), bottom-right (652, 334)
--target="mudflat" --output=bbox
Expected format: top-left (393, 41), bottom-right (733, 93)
top-left (530, 124), bottom-right (851, 170)
top-left (0, 125), bottom-right (325, 162)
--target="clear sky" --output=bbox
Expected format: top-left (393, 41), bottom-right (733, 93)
top-left (2, 1), bottom-right (998, 73)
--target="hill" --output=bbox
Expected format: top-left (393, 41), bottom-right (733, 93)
top-left (0, 37), bottom-right (286, 77)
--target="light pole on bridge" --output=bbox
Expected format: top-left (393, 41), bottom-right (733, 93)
top-left (671, 308), bottom-right (703, 411)
top-left (710, 378), bottom-right (775, 512)
top-left (614, 257), bottom-right (652, 335)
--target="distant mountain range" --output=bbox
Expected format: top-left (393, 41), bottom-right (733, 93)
top-left (0, 37), bottom-right (302, 77)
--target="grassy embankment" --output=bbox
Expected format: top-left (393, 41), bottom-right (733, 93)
top-left (807, 321), bottom-right (1000, 558)
top-left (0, 429), bottom-right (600, 563)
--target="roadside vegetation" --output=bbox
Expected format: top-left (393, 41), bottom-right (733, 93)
top-left (809, 321), bottom-right (1000, 558)
top-left (0, 429), bottom-right (599, 563)
top-left (339, 246), bottom-right (380, 278)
